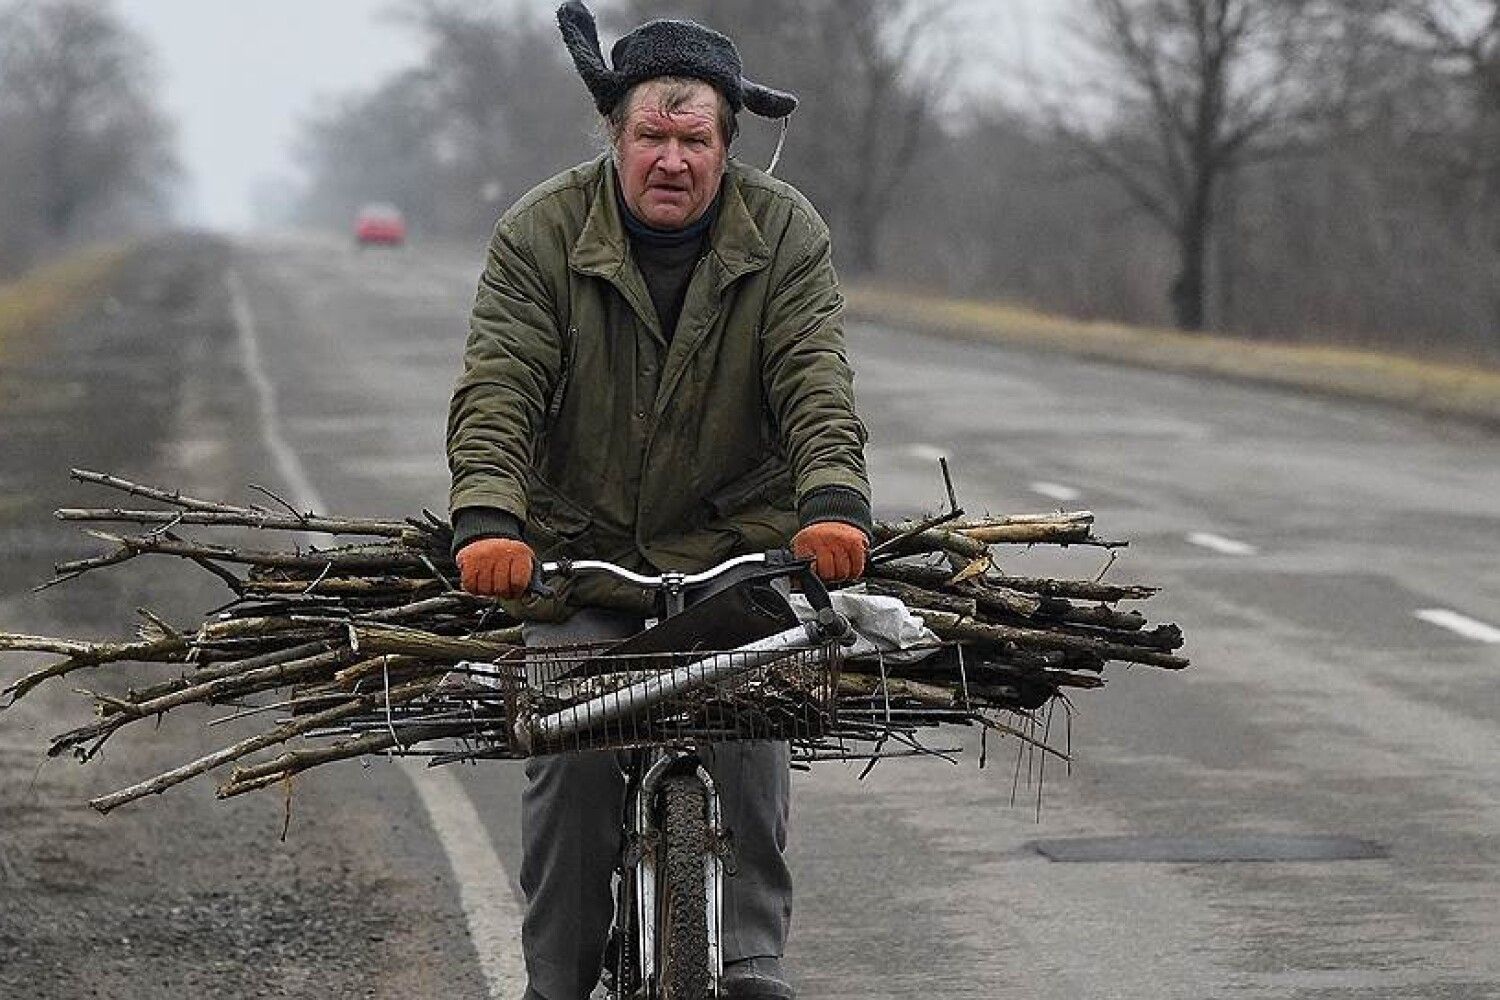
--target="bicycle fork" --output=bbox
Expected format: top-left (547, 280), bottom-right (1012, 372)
top-left (628, 749), bottom-right (727, 998)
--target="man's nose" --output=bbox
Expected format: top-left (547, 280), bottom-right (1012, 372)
top-left (657, 142), bottom-right (689, 172)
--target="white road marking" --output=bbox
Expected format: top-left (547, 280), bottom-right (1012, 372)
top-left (1415, 609), bottom-right (1500, 644)
top-left (1030, 481), bottom-right (1080, 503)
top-left (1186, 532), bottom-right (1258, 556)
top-left (229, 269), bottom-right (525, 998)
top-left (904, 443), bottom-right (948, 463)
top-left (402, 761), bottom-right (527, 996)
top-left (228, 271), bottom-right (323, 513)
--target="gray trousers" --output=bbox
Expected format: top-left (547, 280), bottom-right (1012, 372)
top-left (520, 608), bottom-right (793, 1000)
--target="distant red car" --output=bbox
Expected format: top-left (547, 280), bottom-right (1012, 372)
top-left (355, 203), bottom-right (406, 246)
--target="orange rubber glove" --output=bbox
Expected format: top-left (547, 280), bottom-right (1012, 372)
top-left (792, 521), bottom-right (869, 582)
top-left (457, 537), bottom-right (535, 599)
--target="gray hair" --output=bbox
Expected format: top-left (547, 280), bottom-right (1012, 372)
top-left (598, 76), bottom-right (739, 153)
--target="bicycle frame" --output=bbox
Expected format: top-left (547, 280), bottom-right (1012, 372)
top-left (533, 551), bottom-right (848, 1000)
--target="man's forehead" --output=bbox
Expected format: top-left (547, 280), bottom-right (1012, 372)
top-left (625, 79), bottom-right (721, 122)
top-left (629, 106), bottom-right (718, 133)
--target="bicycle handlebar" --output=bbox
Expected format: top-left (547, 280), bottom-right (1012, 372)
top-left (535, 551), bottom-right (774, 591)
top-left (529, 549), bottom-right (837, 619)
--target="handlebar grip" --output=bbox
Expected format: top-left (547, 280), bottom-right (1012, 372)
top-left (525, 559), bottom-right (556, 599)
top-left (766, 548), bottom-right (834, 612)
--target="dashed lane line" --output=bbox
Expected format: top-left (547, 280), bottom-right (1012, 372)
top-left (1415, 609), bottom-right (1500, 644)
top-left (1030, 481), bottom-right (1080, 503)
top-left (903, 443), bottom-right (948, 464)
top-left (1186, 532), bottom-right (1258, 556)
top-left (229, 269), bottom-right (524, 998)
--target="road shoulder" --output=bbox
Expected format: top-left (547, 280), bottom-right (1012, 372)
top-left (846, 284), bottom-right (1500, 429)
top-left (0, 236), bottom-right (486, 1000)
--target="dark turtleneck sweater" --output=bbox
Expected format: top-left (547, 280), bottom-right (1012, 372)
top-left (617, 182), bottom-right (720, 342)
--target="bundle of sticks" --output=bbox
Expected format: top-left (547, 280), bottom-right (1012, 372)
top-left (0, 468), bottom-right (1187, 813)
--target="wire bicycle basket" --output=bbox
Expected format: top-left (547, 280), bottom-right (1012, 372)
top-left (520, 640), bottom-right (844, 753)
top-left (320, 638), bottom-right (846, 764)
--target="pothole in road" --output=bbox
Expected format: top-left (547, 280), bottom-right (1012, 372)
top-left (1027, 833), bottom-right (1388, 862)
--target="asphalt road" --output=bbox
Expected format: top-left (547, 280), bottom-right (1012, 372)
top-left (3, 231), bottom-right (1498, 999)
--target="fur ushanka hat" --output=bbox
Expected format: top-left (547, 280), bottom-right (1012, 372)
top-left (556, 1), bottom-right (798, 120)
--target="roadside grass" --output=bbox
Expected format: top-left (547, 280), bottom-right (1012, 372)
top-left (0, 245), bottom-right (133, 362)
top-left (846, 284), bottom-right (1500, 428)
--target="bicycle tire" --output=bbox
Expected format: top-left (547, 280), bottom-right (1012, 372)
top-left (657, 773), bottom-right (713, 1000)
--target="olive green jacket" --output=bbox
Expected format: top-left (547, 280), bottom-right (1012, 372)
top-left (447, 155), bottom-right (868, 615)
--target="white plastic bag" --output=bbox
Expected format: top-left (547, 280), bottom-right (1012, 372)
top-left (788, 585), bottom-right (940, 663)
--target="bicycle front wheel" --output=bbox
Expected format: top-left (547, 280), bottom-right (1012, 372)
top-left (657, 773), bottom-right (713, 1000)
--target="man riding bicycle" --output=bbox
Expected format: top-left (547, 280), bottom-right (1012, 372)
top-left (446, 4), bottom-right (870, 997)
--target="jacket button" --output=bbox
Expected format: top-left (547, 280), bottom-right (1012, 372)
top-left (635, 410), bottom-right (646, 419)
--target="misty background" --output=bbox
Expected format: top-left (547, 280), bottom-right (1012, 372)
top-left (2, 0), bottom-right (1497, 362)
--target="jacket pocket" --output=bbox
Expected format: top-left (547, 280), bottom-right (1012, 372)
top-left (525, 471), bottom-right (593, 545)
top-left (705, 452), bottom-right (794, 519)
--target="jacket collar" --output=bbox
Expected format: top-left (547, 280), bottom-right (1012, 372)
top-left (569, 157), bottom-right (771, 290)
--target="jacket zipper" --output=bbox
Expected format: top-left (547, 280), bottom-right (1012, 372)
top-left (547, 326), bottom-right (576, 427)
top-left (535, 326), bottom-right (576, 459)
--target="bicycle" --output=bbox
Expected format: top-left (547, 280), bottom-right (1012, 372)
top-left (512, 551), bottom-right (852, 1000)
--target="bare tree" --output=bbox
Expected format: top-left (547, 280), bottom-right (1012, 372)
top-left (886, 107), bottom-right (1176, 323)
top-left (1391, 2), bottom-right (1500, 207)
top-left (401, 0), bottom-right (593, 228)
top-left (1346, 1), bottom-right (1500, 345)
top-left (0, 0), bottom-right (174, 269)
top-left (812, 0), bottom-right (957, 274)
top-left (1057, 0), bottom-right (1321, 331)
top-left (1400, 1), bottom-right (1500, 105)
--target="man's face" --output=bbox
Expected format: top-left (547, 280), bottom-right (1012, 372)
top-left (615, 79), bottom-right (727, 230)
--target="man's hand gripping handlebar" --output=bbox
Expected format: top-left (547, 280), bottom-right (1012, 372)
top-left (457, 527), bottom-right (866, 605)
top-left (456, 537), bottom-right (535, 599)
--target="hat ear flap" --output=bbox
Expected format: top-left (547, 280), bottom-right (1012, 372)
top-left (557, 1), bottom-right (621, 113)
top-left (742, 79), bottom-right (797, 119)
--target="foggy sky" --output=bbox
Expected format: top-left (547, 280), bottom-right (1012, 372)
top-left (114, 0), bottom-right (1065, 232)
top-left (115, 0), bottom-right (424, 230)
